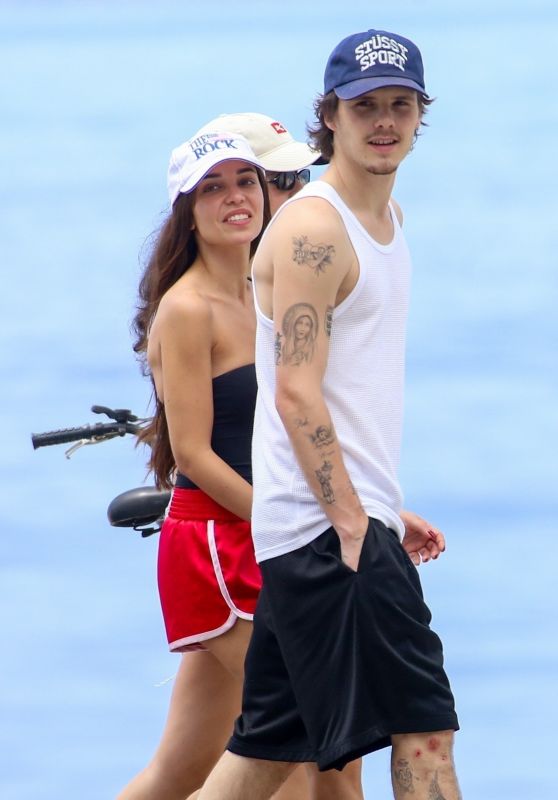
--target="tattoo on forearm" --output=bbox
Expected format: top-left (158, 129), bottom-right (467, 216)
top-left (325, 305), bottom-right (333, 336)
top-left (280, 303), bottom-right (318, 365)
top-left (315, 460), bottom-right (335, 504)
top-left (393, 759), bottom-right (415, 794)
top-left (306, 425), bottom-right (335, 449)
top-left (428, 772), bottom-right (446, 800)
top-left (292, 236), bottom-right (335, 275)
top-left (294, 417), bottom-right (309, 429)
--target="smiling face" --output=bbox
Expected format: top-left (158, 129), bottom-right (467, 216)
top-left (192, 159), bottom-right (265, 247)
top-left (327, 86), bottom-right (421, 176)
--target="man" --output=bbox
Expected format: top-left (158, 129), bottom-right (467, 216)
top-left (199, 29), bottom-right (461, 800)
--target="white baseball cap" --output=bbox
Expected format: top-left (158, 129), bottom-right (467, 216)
top-left (167, 130), bottom-right (265, 207)
top-left (197, 112), bottom-right (322, 171)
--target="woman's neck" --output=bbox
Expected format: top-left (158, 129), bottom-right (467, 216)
top-left (193, 242), bottom-right (252, 299)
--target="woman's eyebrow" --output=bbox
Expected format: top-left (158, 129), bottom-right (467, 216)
top-left (202, 166), bottom-right (257, 181)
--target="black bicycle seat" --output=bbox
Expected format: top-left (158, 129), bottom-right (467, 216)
top-left (107, 486), bottom-right (171, 528)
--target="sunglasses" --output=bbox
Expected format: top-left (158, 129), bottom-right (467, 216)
top-left (265, 169), bottom-right (311, 192)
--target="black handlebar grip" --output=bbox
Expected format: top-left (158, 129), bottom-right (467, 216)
top-left (31, 425), bottom-right (97, 449)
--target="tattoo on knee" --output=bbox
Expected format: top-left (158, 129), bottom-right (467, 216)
top-left (428, 771), bottom-right (447, 800)
top-left (393, 758), bottom-right (415, 793)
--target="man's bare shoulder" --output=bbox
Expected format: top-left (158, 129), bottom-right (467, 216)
top-left (269, 194), bottom-right (345, 240)
top-left (263, 195), bottom-right (350, 277)
top-left (253, 192), bottom-right (355, 315)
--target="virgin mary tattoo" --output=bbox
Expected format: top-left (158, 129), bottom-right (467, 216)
top-left (280, 302), bottom-right (319, 366)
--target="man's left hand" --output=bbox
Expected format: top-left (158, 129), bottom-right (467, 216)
top-left (399, 510), bottom-right (446, 566)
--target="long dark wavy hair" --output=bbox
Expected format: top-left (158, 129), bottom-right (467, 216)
top-left (132, 170), bottom-right (270, 489)
top-left (307, 90), bottom-right (434, 162)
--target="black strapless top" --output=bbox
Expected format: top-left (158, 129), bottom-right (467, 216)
top-left (175, 363), bottom-right (257, 489)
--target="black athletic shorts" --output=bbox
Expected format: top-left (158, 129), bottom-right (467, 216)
top-left (228, 518), bottom-right (459, 771)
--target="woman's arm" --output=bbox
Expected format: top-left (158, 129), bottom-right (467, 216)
top-left (155, 291), bottom-right (253, 520)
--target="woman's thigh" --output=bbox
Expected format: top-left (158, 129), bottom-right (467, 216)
top-left (155, 650), bottom-right (242, 777)
top-left (204, 617), bottom-right (254, 681)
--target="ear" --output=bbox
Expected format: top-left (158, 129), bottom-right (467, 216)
top-left (323, 108), bottom-right (337, 133)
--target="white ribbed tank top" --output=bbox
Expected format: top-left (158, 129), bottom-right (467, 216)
top-left (251, 181), bottom-right (410, 563)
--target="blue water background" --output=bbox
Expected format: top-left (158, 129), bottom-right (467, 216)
top-left (1, 2), bottom-right (557, 797)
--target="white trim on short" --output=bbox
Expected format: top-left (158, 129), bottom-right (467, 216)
top-left (167, 518), bottom-right (253, 653)
top-left (207, 519), bottom-right (253, 621)
top-left (169, 611), bottom-right (237, 652)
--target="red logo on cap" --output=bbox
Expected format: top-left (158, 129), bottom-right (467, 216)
top-left (271, 121), bottom-right (287, 134)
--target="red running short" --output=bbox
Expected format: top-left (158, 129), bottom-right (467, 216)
top-left (157, 488), bottom-right (262, 652)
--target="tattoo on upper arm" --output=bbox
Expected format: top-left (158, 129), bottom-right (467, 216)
top-left (393, 759), bottom-right (415, 794)
top-left (292, 236), bottom-right (335, 275)
top-left (274, 332), bottom-right (283, 365)
top-left (306, 425), bottom-right (335, 449)
top-left (325, 305), bottom-right (333, 336)
top-left (315, 460), bottom-right (335, 504)
top-left (280, 303), bottom-right (318, 365)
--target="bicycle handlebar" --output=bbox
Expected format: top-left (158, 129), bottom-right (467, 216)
top-left (31, 405), bottom-right (161, 535)
top-left (31, 422), bottom-right (135, 450)
top-left (31, 406), bottom-right (146, 451)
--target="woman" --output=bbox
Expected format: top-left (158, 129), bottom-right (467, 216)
top-left (117, 125), bottom-right (364, 800)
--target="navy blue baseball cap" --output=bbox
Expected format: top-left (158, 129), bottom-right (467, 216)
top-left (324, 29), bottom-right (429, 100)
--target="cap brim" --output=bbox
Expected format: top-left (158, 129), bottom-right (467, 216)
top-left (181, 155), bottom-right (265, 196)
top-left (334, 76), bottom-right (429, 100)
top-left (257, 140), bottom-right (322, 171)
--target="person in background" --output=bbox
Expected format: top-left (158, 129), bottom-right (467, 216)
top-left (197, 29), bottom-right (461, 800)
top-left (197, 111), bottom-right (322, 215)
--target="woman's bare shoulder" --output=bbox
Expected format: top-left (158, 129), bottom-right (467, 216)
top-left (154, 282), bottom-right (213, 331)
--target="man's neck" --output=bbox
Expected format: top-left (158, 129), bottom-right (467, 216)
top-left (320, 159), bottom-right (398, 245)
top-left (322, 157), bottom-right (396, 219)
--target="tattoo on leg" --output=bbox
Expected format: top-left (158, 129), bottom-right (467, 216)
top-left (315, 460), bottom-right (335, 504)
top-left (325, 305), bottom-right (333, 336)
top-left (428, 771), bottom-right (446, 800)
top-left (306, 425), bottom-right (335, 448)
top-left (294, 417), bottom-right (309, 429)
top-left (280, 303), bottom-right (318, 365)
top-left (292, 236), bottom-right (335, 275)
top-left (393, 759), bottom-right (415, 794)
